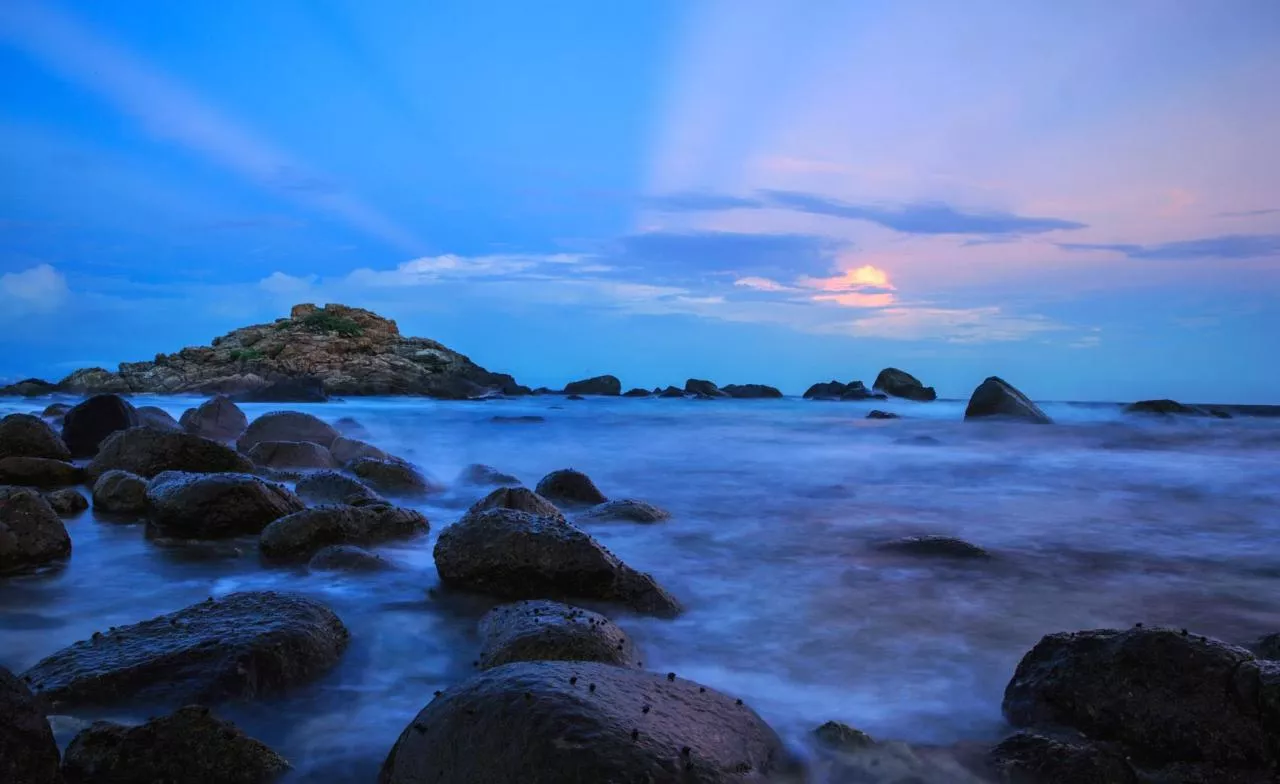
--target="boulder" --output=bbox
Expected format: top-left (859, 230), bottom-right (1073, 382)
top-left (873, 367), bottom-right (937, 401)
top-left (1124, 399), bottom-right (1210, 416)
top-left (146, 472), bottom-right (305, 539)
top-left (380, 661), bottom-right (791, 784)
top-left (814, 721), bottom-right (875, 752)
top-left (964, 377), bottom-right (1052, 424)
top-left (91, 470), bottom-right (149, 515)
top-left (433, 508), bottom-right (680, 616)
top-left (565, 394), bottom-right (585, 401)
top-left (477, 600), bottom-right (639, 670)
top-left (457, 463), bottom-right (521, 486)
top-left (236, 411), bottom-right (340, 453)
top-left (804, 380), bottom-right (871, 400)
top-left (44, 488), bottom-right (88, 516)
top-left (874, 535), bottom-right (991, 559)
top-left (62, 394), bottom-right (141, 457)
top-left (332, 416), bottom-right (370, 438)
top-left (259, 504), bottom-right (428, 561)
top-left (62, 705), bottom-right (290, 784)
top-left (0, 666), bottom-right (62, 784)
top-left (987, 732), bottom-right (1138, 784)
top-left (656, 385), bottom-right (685, 398)
top-left (86, 427), bottom-right (254, 480)
top-left (563, 375), bottom-right (621, 396)
top-left (136, 406), bottom-right (183, 432)
top-left (721, 383), bottom-right (783, 399)
top-left (464, 486), bottom-right (564, 523)
top-left (578, 499), bottom-right (670, 524)
top-left (58, 367), bottom-right (130, 394)
top-left (348, 456), bottom-right (441, 498)
top-left (0, 456), bottom-right (83, 488)
top-left (0, 377), bottom-right (58, 397)
top-left (1253, 633), bottom-right (1280, 660)
top-left (1003, 626), bottom-right (1279, 772)
top-left (231, 376), bottom-right (328, 403)
top-left (246, 440), bottom-right (338, 469)
top-left (866, 410), bottom-right (900, 420)
top-left (293, 471), bottom-right (384, 506)
top-left (0, 486), bottom-right (71, 574)
top-left (621, 388), bottom-right (652, 398)
top-left (329, 436), bottom-right (388, 464)
top-left (42, 402), bottom-right (72, 418)
top-left (490, 415), bottom-right (545, 424)
top-left (308, 544), bottom-right (390, 572)
top-left (0, 413), bottom-right (71, 460)
top-left (22, 591), bottom-right (349, 710)
top-left (535, 468), bottom-right (607, 506)
top-left (684, 379), bottom-right (728, 397)
top-left (179, 395), bottom-right (248, 441)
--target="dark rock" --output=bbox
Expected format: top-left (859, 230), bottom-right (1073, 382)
top-left (332, 416), bottom-right (369, 438)
top-left (0, 486), bottom-right (71, 574)
top-left (136, 406), bottom-right (182, 432)
top-left (988, 732), bottom-right (1137, 784)
top-left (809, 734), bottom-right (990, 783)
top-left (535, 468), bottom-right (607, 506)
top-left (259, 504), bottom-right (428, 561)
top-left (86, 427), bottom-right (254, 481)
top-left (477, 600), bottom-right (639, 669)
top-left (841, 382), bottom-right (874, 401)
top-left (866, 410), bottom-right (900, 420)
top-left (0, 456), bottom-right (83, 488)
top-left (308, 544), bottom-right (390, 572)
top-left (231, 376), bottom-right (328, 403)
top-left (804, 380), bottom-right (870, 400)
top-left (329, 436), bottom-right (388, 464)
top-left (62, 394), bottom-right (141, 457)
top-left (41, 402), bottom-right (72, 418)
top-left (58, 367), bottom-right (130, 394)
top-left (433, 508), bottom-right (680, 616)
top-left (379, 661), bottom-right (787, 784)
top-left (721, 383), bottom-right (783, 399)
top-left (622, 388), bottom-right (651, 398)
top-left (179, 395), bottom-right (248, 441)
top-left (62, 705), bottom-right (290, 784)
top-left (964, 376), bottom-right (1052, 424)
top-left (657, 385), bottom-right (685, 398)
top-left (457, 463), bottom-right (521, 487)
top-left (563, 375), bottom-right (621, 396)
top-left (44, 488), bottom-right (88, 516)
top-left (22, 591), bottom-right (349, 710)
top-left (246, 440), bottom-right (338, 469)
top-left (0, 666), bottom-right (61, 784)
top-left (578, 499), bottom-right (670, 524)
top-left (0, 413), bottom-right (71, 460)
top-left (684, 378), bottom-right (727, 397)
top-left (1003, 626), bottom-right (1276, 770)
top-left (293, 471), bottom-right (384, 506)
top-left (490, 415), bottom-right (545, 423)
top-left (1125, 399), bottom-right (1210, 417)
top-left (875, 535), bottom-right (990, 559)
top-left (873, 367), bottom-right (937, 401)
top-left (896, 435), bottom-right (943, 446)
top-left (91, 470), bottom-right (149, 515)
top-left (0, 377), bottom-right (58, 397)
top-left (814, 721), bottom-right (874, 752)
top-left (145, 472), bottom-right (304, 539)
top-left (1253, 633), bottom-right (1280, 659)
top-left (464, 486), bottom-right (564, 524)
top-left (565, 394), bottom-right (585, 401)
top-left (236, 411), bottom-right (340, 453)
top-left (348, 457), bottom-right (442, 498)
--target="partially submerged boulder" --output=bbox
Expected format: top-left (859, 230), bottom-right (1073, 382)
top-left (329, 436), bottom-right (388, 464)
top-left (136, 406), bottom-right (183, 432)
top-left (866, 410), bottom-right (900, 420)
top-left (535, 468), bottom-right (607, 506)
top-left (293, 471), bottom-right (384, 506)
top-left (433, 508), bottom-right (680, 616)
top-left (62, 394), bottom-right (141, 457)
top-left (464, 486), bottom-right (564, 524)
top-left (457, 463), bottom-right (521, 486)
top-left (236, 411), bottom-right (340, 453)
top-left (0, 413), bottom-right (71, 461)
top-left (179, 395), bottom-right (248, 441)
top-left (246, 440), bottom-right (338, 469)
top-left (987, 731), bottom-right (1137, 784)
top-left (622, 388), bottom-right (652, 398)
top-left (1124, 399), bottom-right (1210, 417)
top-left (964, 377), bottom-right (1052, 424)
top-left (308, 544), bottom-right (390, 572)
top-left (62, 705), bottom-right (290, 784)
top-left (379, 661), bottom-right (790, 784)
top-left (0, 666), bottom-right (62, 784)
top-left (86, 427), bottom-right (254, 480)
top-left (259, 504), bottom-right (428, 561)
top-left (0, 456), bottom-right (83, 488)
top-left (873, 367), bottom-right (937, 401)
top-left (578, 499), bottom-right (670, 524)
top-left (477, 600), bottom-right (639, 670)
top-left (804, 380), bottom-right (874, 401)
top-left (0, 486), bottom-right (71, 574)
top-left (563, 375), bottom-right (621, 396)
top-left (809, 727), bottom-right (989, 784)
top-left (146, 472), bottom-right (304, 539)
top-left (22, 591), bottom-right (349, 710)
top-left (44, 488), bottom-right (88, 516)
top-left (91, 470), bottom-right (149, 515)
top-left (348, 456), bottom-right (441, 498)
top-left (656, 385), bottom-right (685, 398)
top-left (874, 535), bottom-right (991, 560)
top-left (721, 383), bottom-right (783, 399)
top-left (684, 379), bottom-right (728, 398)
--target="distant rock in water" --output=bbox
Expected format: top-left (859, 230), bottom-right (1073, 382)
top-left (622, 387), bottom-right (651, 397)
top-left (578, 499), bottom-right (670, 524)
top-left (259, 504), bottom-right (428, 561)
top-left (684, 378), bottom-right (728, 397)
top-left (0, 377), bottom-right (58, 397)
top-left (1124, 399), bottom-right (1216, 417)
top-left (62, 394), bottom-right (140, 457)
top-left (308, 544), bottom-right (390, 572)
top-left (656, 385), bottom-right (685, 398)
top-left (464, 486), bottom-right (565, 524)
top-left (490, 415), bottom-right (544, 424)
top-left (722, 383), bottom-right (783, 399)
top-left (867, 410), bottom-right (900, 420)
top-left (535, 468), bottom-right (607, 506)
top-left (237, 411), bottom-right (339, 453)
top-left (49, 303), bottom-right (524, 399)
top-left (804, 380), bottom-right (875, 400)
top-left (964, 377), bottom-right (1052, 424)
top-left (873, 367), bottom-right (937, 401)
top-left (563, 375), bottom-right (621, 396)
top-left (457, 463), bottom-right (521, 487)
top-left (875, 535), bottom-right (991, 559)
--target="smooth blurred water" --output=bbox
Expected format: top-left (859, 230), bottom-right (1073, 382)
top-left (2, 394), bottom-right (1279, 780)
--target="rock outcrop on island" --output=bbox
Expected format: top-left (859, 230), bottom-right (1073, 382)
top-left (873, 367), bottom-right (937, 401)
top-left (52, 303), bottom-right (525, 399)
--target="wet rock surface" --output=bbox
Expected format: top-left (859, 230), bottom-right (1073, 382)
top-left (873, 367), bottom-right (938, 401)
top-left (578, 498), bottom-right (671, 524)
top-left (259, 503), bottom-right (428, 560)
top-left (237, 411), bottom-right (340, 453)
top-left (246, 440), bottom-right (338, 469)
top-left (0, 413), bottom-right (71, 461)
top-left (1253, 633), bottom-right (1280, 659)
top-left (477, 600), bottom-right (639, 669)
top-left (1125, 399), bottom-right (1212, 417)
top-left (0, 456), bottom-right (83, 488)
top-left (721, 383), bottom-right (783, 399)
top-left (62, 394), bottom-right (141, 457)
top-left (0, 665), bottom-right (62, 784)
top-left (145, 472), bottom-right (305, 539)
top-left (379, 661), bottom-right (793, 784)
top-left (329, 436), bottom-right (389, 464)
top-left (464, 486), bottom-right (564, 523)
top-left (965, 376), bottom-right (1053, 424)
top-left (308, 544), bottom-right (391, 572)
top-left (348, 456), bottom-right (441, 498)
top-left (85, 427), bottom-right (254, 480)
top-left (0, 485), bottom-right (71, 574)
top-left (21, 591), bottom-right (350, 710)
top-left (535, 468), bottom-right (608, 506)
top-left (91, 469), bottom-right (149, 515)
top-left (987, 731), bottom-right (1138, 784)
top-left (44, 487), bottom-right (88, 516)
top-left (180, 395), bottom-right (249, 441)
top-left (457, 463), bottom-right (521, 486)
top-left (293, 470), bottom-right (385, 506)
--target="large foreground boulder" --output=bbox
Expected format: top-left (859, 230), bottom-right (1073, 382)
top-left (22, 591), bottom-right (349, 710)
top-left (987, 731), bottom-right (1137, 784)
top-left (44, 488), bottom-right (88, 516)
top-left (0, 666), bottom-right (62, 784)
top-left (964, 376), bottom-right (1052, 424)
top-left (85, 427), bottom-right (254, 480)
top-left (146, 472), bottom-right (304, 539)
top-left (433, 508), bottom-right (680, 616)
top-left (0, 413), bottom-right (71, 460)
top-left (259, 504), bottom-right (428, 561)
top-left (464, 486), bottom-right (564, 523)
top-left (477, 600), bottom-right (639, 669)
top-left (63, 705), bottom-right (290, 784)
top-left (721, 383), bottom-right (783, 399)
top-left (179, 395), bottom-right (248, 441)
top-left (380, 661), bottom-right (792, 784)
top-left (535, 468), bottom-right (607, 506)
top-left (348, 456), bottom-right (441, 498)
top-left (293, 471), bottom-right (384, 506)
top-left (0, 456), bottom-right (83, 488)
top-left (0, 486), bottom-right (71, 574)
top-left (236, 411), bottom-right (340, 453)
top-left (873, 367), bottom-right (937, 401)
top-left (246, 440), bottom-right (338, 469)
top-left (62, 394), bottom-right (140, 457)
top-left (563, 375), bottom-right (621, 396)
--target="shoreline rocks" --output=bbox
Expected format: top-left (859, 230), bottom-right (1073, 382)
top-left (722, 383), bottom-right (783, 399)
top-left (0, 456), bottom-right (83, 488)
top-left (61, 394), bottom-right (140, 457)
top-left (535, 468), bottom-right (607, 506)
top-left (348, 456), bottom-right (442, 498)
top-left (0, 413), bottom-right (71, 461)
top-left (247, 440), bottom-right (338, 469)
top-left (0, 486), bottom-right (71, 574)
top-left (577, 498), bottom-right (670, 524)
top-left (145, 472), bottom-right (304, 539)
top-left (476, 600), bottom-right (640, 669)
top-left (86, 427), bottom-right (254, 481)
top-left (874, 535), bottom-right (991, 560)
top-left (180, 395), bottom-right (248, 441)
top-left (1124, 398), bottom-right (1217, 417)
top-left (563, 375), bottom-right (621, 396)
top-left (236, 411), bottom-right (340, 453)
top-left (964, 376), bottom-right (1052, 424)
top-left (91, 470), bottom-right (149, 515)
top-left (259, 504), bottom-right (428, 561)
top-left (873, 367), bottom-right (937, 401)
top-left (464, 486), bottom-right (565, 523)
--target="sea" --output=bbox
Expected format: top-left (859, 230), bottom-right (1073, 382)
top-left (2, 393), bottom-right (1279, 781)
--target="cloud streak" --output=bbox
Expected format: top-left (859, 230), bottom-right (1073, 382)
top-left (0, 263), bottom-right (70, 315)
top-left (1059, 234), bottom-right (1280, 260)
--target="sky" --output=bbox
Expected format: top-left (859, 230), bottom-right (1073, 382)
top-left (1, 0), bottom-right (1278, 402)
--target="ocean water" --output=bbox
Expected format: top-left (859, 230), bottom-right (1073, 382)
top-left (3, 394), bottom-right (1279, 780)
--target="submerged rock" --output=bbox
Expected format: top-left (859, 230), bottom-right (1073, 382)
top-left (231, 376), bottom-right (328, 403)
top-left (0, 413), bottom-right (71, 461)
top-left (145, 472), bottom-right (304, 539)
top-left (656, 385), bottom-right (685, 398)
top-left (86, 427), bottom-right (254, 480)
top-left (379, 661), bottom-right (791, 784)
top-left (721, 383), bottom-right (783, 399)
top-left (1124, 399), bottom-right (1211, 417)
top-left (477, 600), bottom-right (639, 670)
top-left (875, 535), bottom-right (991, 559)
top-left (236, 411), bottom-right (340, 453)
top-left (0, 377), bottom-right (58, 397)
top-left (328, 436), bottom-right (388, 464)
top-left (62, 705), bottom-right (290, 784)
top-left (457, 463), bottom-right (521, 486)
top-left (0, 666), bottom-right (62, 784)
top-left (813, 721), bottom-right (875, 752)
top-left (62, 394), bottom-right (141, 457)
top-left (490, 415), bottom-right (545, 424)
top-left (43, 488), bottom-right (88, 517)
top-left (179, 395), bottom-right (248, 441)
top-left (308, 544), bottom-right (390, 572)
top-left (434, 508), bottom-right (681, 616)
top-left (136, 406), bottom-right (183, 432)
top-left (293, 470), bottom-right (384, 506)
top-left (866, 410), bottom-right (900, 420)
top-left (578, 499), bottom-right (670, 524)
top-left (246, 440), bottom-right (338, 469)
top-left (0, 456), bottom-right (83, 488)
top-left (987, 731), bottom-right (1138, 784)
top-left (873, 367), bottom-right (937, 401)
top-left (0, 486), bottom-right (71, 574)
top-left (563, 375), bottom-right (621, 396)
top-left (22, 591), bottom-right (349, 710)
top-left (622, 388), bottom-right (652, 398)
top-left (91, 470), bottom-right (149, 515)
top-left (535, 468), bottom-right (608, 506)
top-left (684, 378), bottom-right (728, 397)
top-left (1253, 633), bottom-right (1280, 660)
top-left (964, 376), bottom-right (1052, 424)
top-left (464, 486), bottom-right (564, 523)
top-left (348, 456), bottom-right (442, 498)
top-left (259, 504), bottom-right (428, 560)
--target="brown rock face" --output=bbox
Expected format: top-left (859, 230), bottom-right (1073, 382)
top-left (54, 303), bottom-right (525, 398)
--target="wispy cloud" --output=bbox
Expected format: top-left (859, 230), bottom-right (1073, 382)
top-left (0, 263), bottom-right (70, 315)
top-left (836, 306), bottom-right (1065, 343)
top-left (1217, 208), bottom-right (1280, 218)
top-left (614, 230), bottom-right (842, 275)
top-left (1059, 234), bottom-right (1280, 260)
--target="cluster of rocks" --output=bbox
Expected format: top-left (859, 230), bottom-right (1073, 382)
top-left (550, 375), bottom-right (785, 399)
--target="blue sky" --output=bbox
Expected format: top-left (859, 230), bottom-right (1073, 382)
top-left (1, 0), bottom-right (1278, 402)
